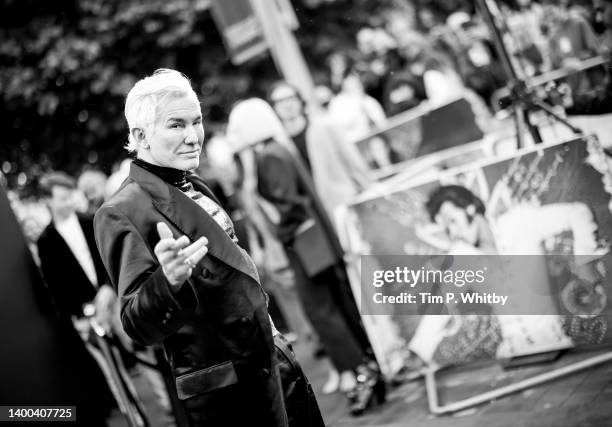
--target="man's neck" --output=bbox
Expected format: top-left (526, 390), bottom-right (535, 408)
top-left (282, 115), bottom-right (308, 137)
top-left (53, 211), bottom-right (76, 226)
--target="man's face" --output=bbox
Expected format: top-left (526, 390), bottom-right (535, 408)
top-left (419, 9), bottom-right (436, 30)
top-left (435, 201), bottom-right (480, 246)
top-left (140, 94), bottom-right (204, 171)
top-left (342, 73), bottom-right (364, 95)
top-left (48, 185), bottom-right (76, 220)
top-left (270, 85), bottom-right (304, 122)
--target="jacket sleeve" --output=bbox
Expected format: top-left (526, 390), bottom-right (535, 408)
top-left (257, 149), bottom-right (312, 235)
top-left (94, 205), bottom-right (198, 346)
top-left (37, 236), bottom-right (85, 318)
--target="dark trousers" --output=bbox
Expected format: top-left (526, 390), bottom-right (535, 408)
top-left (286, 247), bottom-right (365, 372)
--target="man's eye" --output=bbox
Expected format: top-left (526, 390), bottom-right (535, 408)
top-left (170, 123), bottom-right (182, 128)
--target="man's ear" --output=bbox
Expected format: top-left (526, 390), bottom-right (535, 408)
top-left (131, 128), bottom-right (149, 149)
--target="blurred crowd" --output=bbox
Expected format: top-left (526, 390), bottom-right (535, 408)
top-left (317, 0), bottom-right (612, 118)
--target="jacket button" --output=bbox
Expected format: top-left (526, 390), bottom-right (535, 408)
top-left (165, 312), bottom-right (172, 320)
top-left (201, 269), bottom-right (211, 279)
top-left (239, 317), bottom-right (250, 324)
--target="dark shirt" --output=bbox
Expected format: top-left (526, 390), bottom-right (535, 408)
top-left (291, 126), bottom-right (311, 173)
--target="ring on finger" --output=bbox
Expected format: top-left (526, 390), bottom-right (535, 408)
top-left (184, 258), bottom-right (196, 269)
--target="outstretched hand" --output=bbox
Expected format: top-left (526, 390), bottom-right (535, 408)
top-left (153, 222), bottom-right (208, 286)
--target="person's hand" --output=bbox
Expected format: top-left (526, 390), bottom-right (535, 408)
top-left (154, 222), bottom-right (208, 287)
top-left (414, 222), bottom-right (452, 251)
top-left (94, 285), bottom-right (116, 334)
top-left (95, 284), bottom-right (116, 313)
top-left (72, 316), bottom-right (91, 341)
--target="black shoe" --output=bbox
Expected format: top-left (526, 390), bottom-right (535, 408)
top-left (347, 363), bottom-right (386, 416)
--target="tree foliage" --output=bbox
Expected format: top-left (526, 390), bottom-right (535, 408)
top-left (0, 0), bottom-right (401, 189)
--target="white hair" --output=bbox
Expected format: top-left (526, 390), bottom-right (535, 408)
top-left (124, 68), bottom-right (200, 153)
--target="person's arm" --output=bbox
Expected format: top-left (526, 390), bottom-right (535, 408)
top-left (525, 203), bottom-right (600, 254)
top-left (363, 96), bottom-right (387, 128)
top-left (258, 150), bottom-right (310, 216)
top-left (324, 120), bottom-right (373, 190)
top-left (94, 206), bottom-right (198, 346)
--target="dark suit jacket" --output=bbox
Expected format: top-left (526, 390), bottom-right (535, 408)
top-left (37, 213), bottom-right (108, 318)
top-left (94, 162), bottom-right (287, 426)
top-left (36, 213), bottom-right (115, 421)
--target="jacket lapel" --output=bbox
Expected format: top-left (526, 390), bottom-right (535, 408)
top-left (78, 214), bottom-right (108, 287)
top-left (129, 163), bottom-right (258, 283)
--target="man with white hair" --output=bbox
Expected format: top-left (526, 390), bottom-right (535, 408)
top-left (94, 69), bottom-right (322, 426)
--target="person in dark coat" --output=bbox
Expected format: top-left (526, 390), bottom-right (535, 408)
top-left (37, 171), bottom-right (117, 426)
top-left (228, 98), bottom-right (386, 416)
top-left (94, 69), bottom-right (322, 426)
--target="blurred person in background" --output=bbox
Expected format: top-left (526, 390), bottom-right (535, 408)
top-left (94, 69), bottom-right (322, 426)
top-left (541, 0), bottom-right (606, 101)
top-left (327, 64), bottom-right (387, 145)
top-left (499, 0), bottom-right (548, 76)
top-left (593, 0), bottom-right (611, 34)
top-left (37, 171), bottom-right (117, 426)
top-left (77, 169), bottom-right (108, 215)
top-left (379, 48), bottom-right (428, 116)
top-left (327, 64), bottom-right (390, 167)
top-left (268, 81), bottom-right (375, 392)
top-left (205, 134), bottom-right (315, 346)
top-left (599, 0), bottom-right (612, 52)
top-left (229, 98), bottom-right (385, 416)
top-left (447, 11), bottom-right (507, 107)
top-left (18, 208), bottom-right (49, 266)
top-left (268, 81), bottom-right (373, 218)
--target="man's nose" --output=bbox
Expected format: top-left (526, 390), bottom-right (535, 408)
top-left (185, 125), bottom-right (200, 145)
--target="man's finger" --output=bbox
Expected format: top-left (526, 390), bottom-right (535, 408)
top-left (186, 246), bottom-right (208, 266)
top-left (174, 235), bottom-right (191, 250)
top-left (154, 238), bottom-right (178, 257)
top-left (157, 222), bottom-right (174, 240)
top-left (178, 237), bottom-right (208, 259)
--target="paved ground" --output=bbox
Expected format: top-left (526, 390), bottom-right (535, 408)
top-left (296, 342), bottom-right (612, 427)
top-left (111, 341), bottom-right (612, 427)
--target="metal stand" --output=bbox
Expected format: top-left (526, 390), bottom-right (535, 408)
top-left (424, 351), bottom-right (612, 415)
top-left (476, 0), bottom-right (584, 148)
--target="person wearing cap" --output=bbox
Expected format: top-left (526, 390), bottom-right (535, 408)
top-left (94, 69), bottom-right (322, 426)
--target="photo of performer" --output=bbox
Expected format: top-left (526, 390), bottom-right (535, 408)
top-left (408, 184), bottom-right (608, 366)
top-left (94, 69), bottom-right (322, 426)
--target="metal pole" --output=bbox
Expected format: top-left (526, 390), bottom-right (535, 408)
top-left (250, 0), bottom-right (317, 107)
top-left (425, 351), bottom-right (612, 414)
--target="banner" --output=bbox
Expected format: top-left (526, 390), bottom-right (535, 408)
top-left (209, 0), bottom-right (267, 65)
top-left (355, 98), bottom-right (486, 177)
top-left (338, 137), bottom-right (612, 377)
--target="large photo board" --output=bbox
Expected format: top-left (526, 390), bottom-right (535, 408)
top-left (338, 137), bottom-right (612, 377)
